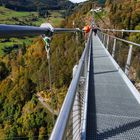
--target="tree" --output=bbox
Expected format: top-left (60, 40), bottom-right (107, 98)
top-left (0, 61), bottom-right (9, 81)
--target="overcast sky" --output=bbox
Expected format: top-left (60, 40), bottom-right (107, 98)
top-left (69, 0), bottom-right (88, 3)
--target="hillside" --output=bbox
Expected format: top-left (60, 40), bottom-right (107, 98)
top-left (0, 0), bottom-right (74, 11)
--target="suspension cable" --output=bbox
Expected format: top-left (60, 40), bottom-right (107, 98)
top-left (75, 32), bottom-right (79, 63)
top-left (93, 11), bottom-right (117, 36)
top-left (42, 35), bottom-right (55, 124)
top-left (42, 35), bottom-right (52, 90)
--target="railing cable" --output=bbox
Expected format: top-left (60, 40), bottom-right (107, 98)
top-left (99, 28), bottom-right (140, 33)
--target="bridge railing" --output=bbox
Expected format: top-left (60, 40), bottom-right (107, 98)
top-left (49, 31), bottom-right (92, 140)
top-left (98, 30), bottom-right (140, 76)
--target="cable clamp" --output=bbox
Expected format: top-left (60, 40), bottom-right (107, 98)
top-left (42, 35), bottom-right (51, 59)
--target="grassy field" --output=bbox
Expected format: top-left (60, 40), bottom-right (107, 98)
top-left (33, 10), bottom-right (65, 27)
top-left (0, 7), bottom-right (64, 26)
top-left (0, 7), bottom-right (65, 56)
top-left (0, 7), bottom-right (36, 25)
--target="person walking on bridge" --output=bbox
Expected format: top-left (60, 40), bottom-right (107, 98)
top-left (93, 26), bottom-right (97, 36)
top-left (83, 25), bottom-right (91, 33)
top-left (82, 25), bottom-right (91, 40)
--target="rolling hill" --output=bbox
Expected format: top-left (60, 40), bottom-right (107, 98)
top-left (0, 0), bottom-right (74, 11)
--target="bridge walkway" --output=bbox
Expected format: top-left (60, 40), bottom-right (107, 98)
top-left (86, 33), bottom-right (140, 140)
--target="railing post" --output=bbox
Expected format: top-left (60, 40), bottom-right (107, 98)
top-left (112, 38), bottom-right (116, 58)
top-left (102, 32), bottom-right (104, 42)
top-left (106, 35), bottom-right (110, 50)
top-left (99, 31), bottom-right (101, 40)
top-left (125, 44), bottom-right (133, 76)
top-left (100, 32), bottom-right (103, 42)
top-left (104, 34), bottom-right (107, 48)
top-left (97, 31), bottom-right (100, 38)
top-left (103, 34), bottom-right (106, 45)
top-left (100, 32), bottom-right (102, 40)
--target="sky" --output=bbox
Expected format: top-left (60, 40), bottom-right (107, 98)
top-left (69, 0), bottom-right (88, 3)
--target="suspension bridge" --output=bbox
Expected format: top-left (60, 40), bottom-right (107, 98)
top-left (1, 24), bottom-right (140, 140)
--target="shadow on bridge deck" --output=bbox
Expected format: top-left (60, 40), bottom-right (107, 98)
top-left (86, 38), bottom-right (96, 140)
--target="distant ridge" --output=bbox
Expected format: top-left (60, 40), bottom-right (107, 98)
top-left (0, 0), bottom-right (74, 11)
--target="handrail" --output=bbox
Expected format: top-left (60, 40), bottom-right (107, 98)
top-left (0, 24), bottom-right (53, 38)
top-left (54, 28), bottom-right (80, 33)
top-left (99, 28), bottom-right (140, 33)
top-left (101, 32), bottom-right (140, 47)
top-left (49, 31), bottom-right (92, 140)
top-left (0, 24), bottom-right (81, 38)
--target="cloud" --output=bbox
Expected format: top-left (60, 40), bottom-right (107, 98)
top-left (69, 0), bottom-right (88, 3)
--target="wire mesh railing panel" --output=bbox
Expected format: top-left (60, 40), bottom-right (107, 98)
top-left (65, 77), bottom-right (86, 140)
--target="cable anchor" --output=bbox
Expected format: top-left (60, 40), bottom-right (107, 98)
top-left (42, 35), bottom-right (51, 60)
